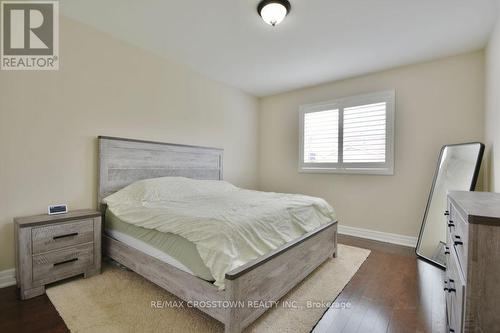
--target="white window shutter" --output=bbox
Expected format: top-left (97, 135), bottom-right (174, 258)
top-left (303, 109), bottom-right (339, 163)
top-left (343, 102), bottom-right (386, 163)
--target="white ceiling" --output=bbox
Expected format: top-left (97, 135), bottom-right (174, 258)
top-left (61, 0), bottom-right (498, 96)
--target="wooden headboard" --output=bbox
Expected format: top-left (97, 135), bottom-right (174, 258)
top-left (98, 136), bottom-right (223, 203)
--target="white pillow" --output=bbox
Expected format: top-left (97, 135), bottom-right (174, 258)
top-left (103, 177), bottom-right (237, 206)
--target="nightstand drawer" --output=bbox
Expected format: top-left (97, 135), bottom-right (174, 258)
top-left (32, 219), bottom-right (94, 254)
top-left (32, 243), bottom-right (93, 284)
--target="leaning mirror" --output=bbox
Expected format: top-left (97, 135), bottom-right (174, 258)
top-left (416, 142), bottom-right (484, 268)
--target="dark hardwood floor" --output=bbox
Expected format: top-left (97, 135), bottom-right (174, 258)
top-left (313, 235), bottom-right (446, 333)
top-left (0, 235), bottom-right (444, 333)
top-left (0, 284), bottom-right (67, 333)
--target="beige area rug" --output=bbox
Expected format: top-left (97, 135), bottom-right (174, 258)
top-left (47, 244), bottom-right (370, 333)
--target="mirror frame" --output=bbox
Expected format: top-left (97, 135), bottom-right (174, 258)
top-left (415, 142), bottom-right (485, 269)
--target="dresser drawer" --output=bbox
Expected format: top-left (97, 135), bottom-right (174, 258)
top-left (449, 204), bottom-right (468, 277)
top-left (445, 284), bottom-right (453, 332)
top-left (32, 243), bottom-right (93, 284)
top-left (32, 219), bottom-right (94, 254)
top-left (446, 249), bottom-right (465, 333)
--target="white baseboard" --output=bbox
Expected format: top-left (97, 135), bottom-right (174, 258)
top-left (338, 224), bottom-right (417, 248)
top-left (0, 268), bottom-right (16, 288)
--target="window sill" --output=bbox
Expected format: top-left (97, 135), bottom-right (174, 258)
top-left (298, 167), bottom-right (394, 175)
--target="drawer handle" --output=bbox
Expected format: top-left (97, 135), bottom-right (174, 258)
top-left (454, 235), bottom-right (463, 246)
top-left (447, 278), bottom-right (456, 293)
top-left (53, 258), bottom-right (78, 267)
top-left (448, 221), bottom-right (455, 228)
top-left (444, 246), bottom-right (450, 255)
top-left (444, 210), bottom-right (450, 216)
top-left (53, 232), bottom-right (79, 240)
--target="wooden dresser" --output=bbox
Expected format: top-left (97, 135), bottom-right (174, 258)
top-left (14, 210), bottom-right (102, 300)
top-left (445, 191), bottom-right (500, 333)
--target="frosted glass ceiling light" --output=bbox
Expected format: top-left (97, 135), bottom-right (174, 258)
top-left (257, 0), bottom-right (291, 26)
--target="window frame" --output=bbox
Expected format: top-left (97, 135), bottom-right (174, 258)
top-left (298, 90), bottom-right (395, 175)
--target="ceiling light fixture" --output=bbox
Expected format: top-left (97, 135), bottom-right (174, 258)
top-left (257, 0), bottom-right (291, 27)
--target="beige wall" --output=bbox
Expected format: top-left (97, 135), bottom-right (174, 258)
top-left (486, 5), bottom-right (500, 192)
top-left (258, 52), bottom-right (485, 237)
top-left (0, 18), bottom-right (259, 271)
top-left (0, 16), bottom-right (489, 272)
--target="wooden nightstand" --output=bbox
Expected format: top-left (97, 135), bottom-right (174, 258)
top-left (14, 209), bottom-right (102, 300)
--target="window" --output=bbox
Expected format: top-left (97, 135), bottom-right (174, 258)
top-left (299, 90), bottom-right (395, 174)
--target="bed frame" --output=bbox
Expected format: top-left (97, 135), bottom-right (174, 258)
top-left (98, 136), bottom-right (338, 333)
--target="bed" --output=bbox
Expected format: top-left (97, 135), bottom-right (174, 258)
top-left (98, 136), bottom-right (338, 333)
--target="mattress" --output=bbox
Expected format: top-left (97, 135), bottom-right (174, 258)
top-left (105, 210), bottom-right (214, 281)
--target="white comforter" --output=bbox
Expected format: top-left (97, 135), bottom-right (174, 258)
top-left (104, 177), bottom-right (336, 289)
